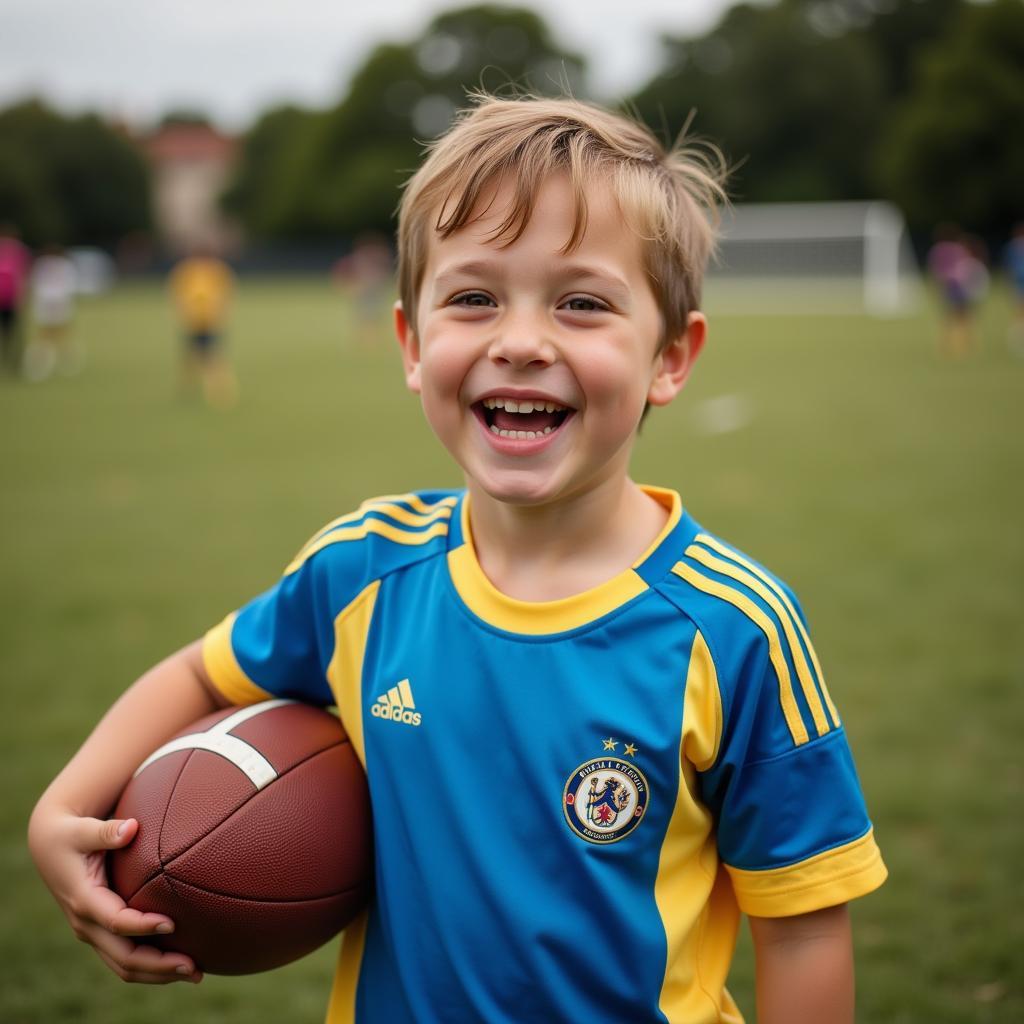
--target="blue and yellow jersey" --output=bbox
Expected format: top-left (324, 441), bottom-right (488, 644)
top-left (203, 486), bottom-right (886, 1024)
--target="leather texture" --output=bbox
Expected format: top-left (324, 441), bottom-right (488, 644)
top-left (108, 702), bottom-right (372, 975)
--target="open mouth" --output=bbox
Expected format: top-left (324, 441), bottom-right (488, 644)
top-left (475, 396), bottom-right (574, 440)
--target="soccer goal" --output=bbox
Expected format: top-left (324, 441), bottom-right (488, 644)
top-left (703, 200), bottom-right (921, 317)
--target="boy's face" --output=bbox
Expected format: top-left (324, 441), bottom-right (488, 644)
top-left (396, 173), bottom-right (702, 508)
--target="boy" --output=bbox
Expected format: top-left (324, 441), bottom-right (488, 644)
top-left (29, 96), bottom-right (886, 1023)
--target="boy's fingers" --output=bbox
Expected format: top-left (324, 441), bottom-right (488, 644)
top-left (82, 882), bottom-right (175, 938)
top-left (89, 927), bottom-right (198, 981)
top-left (74, 816), bottom-right (137, 851)
top-left (95, 947), bottom-right (202, 985)
top-left (107, 905), bottom-right (177, 938)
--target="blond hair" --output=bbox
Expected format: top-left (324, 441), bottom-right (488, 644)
top-left (397, 94), bottom-right (727, 347)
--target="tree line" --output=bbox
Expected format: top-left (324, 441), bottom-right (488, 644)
top-left (0, 0), bottom-right (1020, 251)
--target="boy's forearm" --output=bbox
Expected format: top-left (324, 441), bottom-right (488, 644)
top-left (750, 904), bottom-right (854, 1024)
top-left (32, 641), bottom-right (228, 822)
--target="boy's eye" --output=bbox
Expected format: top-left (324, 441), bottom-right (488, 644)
top-left (562, 296), bottom-right (608, 313)
top-left (451, 291), bottom-right (495, 307)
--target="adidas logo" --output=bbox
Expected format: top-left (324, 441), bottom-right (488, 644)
top-left (371, 678), bottom-right (422, 726)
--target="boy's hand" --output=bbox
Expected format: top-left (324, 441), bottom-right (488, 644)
top-left (29, 806), bottom-right (203, 984)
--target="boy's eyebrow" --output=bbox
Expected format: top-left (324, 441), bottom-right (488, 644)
top-left (560, 263), bottom-right (632, 300)
top-left (432, 260), bottom-right (500, 288)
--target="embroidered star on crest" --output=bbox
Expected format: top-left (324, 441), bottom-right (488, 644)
top-left (602, 737), bottom-right (618, 751)
top-left (623, 743), bottom-right (638, 757)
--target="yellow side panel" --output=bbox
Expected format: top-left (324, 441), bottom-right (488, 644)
top-left (656, 631), bottom-right (744, 1023)
top-left (326, 580), bottom-right (379, 769)
top-left (325, 912), bottom-right (369, 1024)
top-left (322, 580), bottom-right (380, 1022)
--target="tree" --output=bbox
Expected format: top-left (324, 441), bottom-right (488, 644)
top-left (877, 0), bottom-right (1024, 236)
top-left (852, 0), bottom-right (963, 100)
top-left (0, 100), bottom-right (151, 248)
top-left (629, 1), bottom-right (886, 203)
top-left (232, 4), bottom-right (587, 240)
top-left (220, 104), bottom-right (322, 237)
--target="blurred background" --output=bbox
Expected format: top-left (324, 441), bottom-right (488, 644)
top-left (1, 1), bottom-right (1022, 1021)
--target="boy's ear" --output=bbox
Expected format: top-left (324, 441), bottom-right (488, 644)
top-left (394, 300), bottom-right (422, 394)
top-left (647, 311), bottom-right (707, 407)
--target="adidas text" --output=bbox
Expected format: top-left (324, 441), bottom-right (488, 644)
top-left (371, 704), bottom-right (422, 726)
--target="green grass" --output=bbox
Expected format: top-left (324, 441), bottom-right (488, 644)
top-left (1, 279), bottom-right (1021, 1022)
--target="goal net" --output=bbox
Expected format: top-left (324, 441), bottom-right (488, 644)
top-left (703, 201), bottom-right (921, 317)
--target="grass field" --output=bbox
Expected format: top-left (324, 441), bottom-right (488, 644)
top-left (1, 278), bottom-right (1021, 1022)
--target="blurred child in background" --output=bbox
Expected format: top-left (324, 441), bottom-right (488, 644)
top-left (169, 246), bottom-right (238, 408)
top-left (25, 244), bottom-right (79, 381)
top-left (1005, 223), bottom-right (1024, 356)
top-left (926, 224), bottom-right (988, 359)
top-left (0, 224), bottom-right (30, 374)
top-left (332, 232), bottom-right (394, 347)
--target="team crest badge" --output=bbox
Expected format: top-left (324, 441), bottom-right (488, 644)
top-left (563, 750), bottom-right (649, 845)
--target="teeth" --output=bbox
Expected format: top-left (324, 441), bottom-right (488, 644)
top-left (481, 396), bottom-right (566, 413)
top-left (489, 426), bottom-right (556, 439)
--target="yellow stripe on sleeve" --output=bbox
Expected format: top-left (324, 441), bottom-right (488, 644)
top-left (686, 545), bottom-right (831, 738)
top-left (293, 495), bottom-right (457, 567)
top-left (201, 612), bottom-right (275, 705)
top-left (695, 534), bottom-right (840, 728)
top-left (671, 563), bottom-right (809, 746)
top-left (284, 518), bottom-right (450, 576)
top-left (726, 829), bottom-right (887, 917)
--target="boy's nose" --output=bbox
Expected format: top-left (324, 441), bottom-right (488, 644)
top-left (487, 315), bottom-right (556, 369)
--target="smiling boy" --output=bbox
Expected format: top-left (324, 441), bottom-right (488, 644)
top-left (30, 96), bottom-right (886, 1023)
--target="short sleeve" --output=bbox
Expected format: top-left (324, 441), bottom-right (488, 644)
top-left (203, 554), bottom-right (335, 707)
top-left (200, 491), bottom-right (459, 711)
top-left (698, 633), bottom-right (886, 918)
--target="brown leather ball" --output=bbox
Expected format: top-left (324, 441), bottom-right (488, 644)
top-left (108, 700), bottom-right (371, 975)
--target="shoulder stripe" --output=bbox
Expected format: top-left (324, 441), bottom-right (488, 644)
top-left (694, 534), bottom-right (840, 728)
top-left (671, 562), bottom-right (809, 746)
top-left (685, 544), bottom-right (832, 737)
top-left (297, 494), bottom-right (457, 559)
top-left (284, 518), bottom-right (449, 575)
top-left (370, 492), bottom-right (458, 517)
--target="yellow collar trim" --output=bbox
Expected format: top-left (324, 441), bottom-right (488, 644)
top-left (447, 486), bottom-right (681, 635)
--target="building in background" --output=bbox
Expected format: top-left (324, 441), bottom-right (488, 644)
top-left (143, 122), bottom-right (240, 254)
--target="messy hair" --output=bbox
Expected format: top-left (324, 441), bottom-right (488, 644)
top-left (396, 93), bottom-right (728, 347)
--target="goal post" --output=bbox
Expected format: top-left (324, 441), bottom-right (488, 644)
top-left (704, 200), bottom-right (921, 317)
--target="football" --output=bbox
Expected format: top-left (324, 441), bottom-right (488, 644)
top-left (108, 699), bottom-right (372, 975)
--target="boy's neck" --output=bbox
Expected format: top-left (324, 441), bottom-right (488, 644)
top-left (465, 476), bottom-right (669, 602)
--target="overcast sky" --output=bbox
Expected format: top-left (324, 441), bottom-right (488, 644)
top-left (0, 0), bottom-right (747, 130)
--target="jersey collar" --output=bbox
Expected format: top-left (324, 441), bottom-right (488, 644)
top-left (446, 486), bottom-right (694, 635)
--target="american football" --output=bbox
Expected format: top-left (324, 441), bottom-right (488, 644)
top-left (108, 699), bottom-right (371, 975)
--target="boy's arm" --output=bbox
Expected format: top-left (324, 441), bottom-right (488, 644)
top-left (27, 640), bottom-right (230, 985)
top-left (749, 903), bottom-right (854, 1024)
